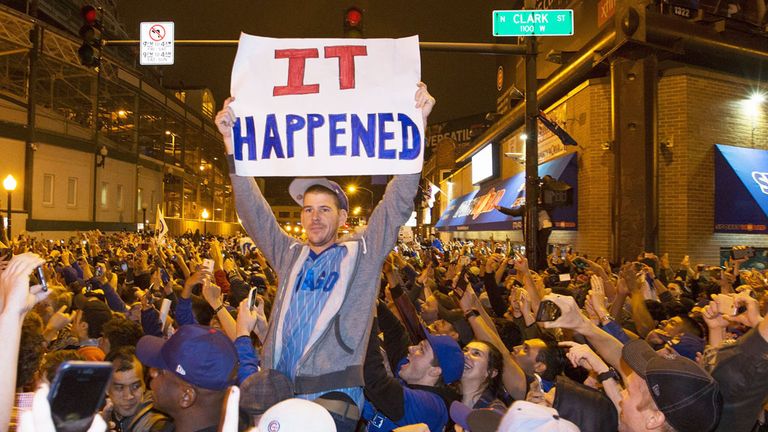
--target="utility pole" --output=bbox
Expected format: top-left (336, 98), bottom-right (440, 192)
top-left (523, 0), bottom-right (540, 270)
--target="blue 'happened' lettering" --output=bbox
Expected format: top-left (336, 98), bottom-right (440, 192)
top-left (231, 113), bottom-right (422, 162)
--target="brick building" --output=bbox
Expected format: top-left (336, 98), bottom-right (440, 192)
top-left (429, 1), bottom-right (768, 266)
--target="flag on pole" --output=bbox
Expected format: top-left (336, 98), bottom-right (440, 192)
top-left (426, 181), bottom-right (442, 208)
top-left (155, 205), bottom-right (168, 244)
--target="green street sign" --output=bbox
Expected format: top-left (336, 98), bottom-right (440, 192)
top-left (493, 10), bottom-right (574, 37)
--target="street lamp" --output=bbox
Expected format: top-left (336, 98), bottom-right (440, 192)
top-left (201, 208), bottom-right (210, 235)
top-left (346, 185), bottom-right (374, 215)
top-left (95, 145), bottom-right (108, 168)
top-left (3, 175), bottom-right (16, 240)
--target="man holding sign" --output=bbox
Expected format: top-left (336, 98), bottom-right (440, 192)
top-left (215, 34), bottom-right (434, 432)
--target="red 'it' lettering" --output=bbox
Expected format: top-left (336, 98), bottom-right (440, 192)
top-left (324, 45), bottom-right (368, 90)
top-left (273, 48), bottom-right (320, 96)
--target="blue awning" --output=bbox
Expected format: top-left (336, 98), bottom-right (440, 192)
top-left (435, 153), bottom-right (577, 232)
top-left (715, 144), bottom-right (768, 233)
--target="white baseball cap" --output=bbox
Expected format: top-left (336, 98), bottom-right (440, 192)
top-left (257, 398), bottom-right (337, 432)
top-left (498, 401), bottom-right (579, 432)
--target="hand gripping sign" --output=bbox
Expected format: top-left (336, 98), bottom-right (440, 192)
top-left (228, 34), bottom-right (423, 177)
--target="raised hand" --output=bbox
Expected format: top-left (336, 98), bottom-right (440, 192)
top-left (415, 82), bottom-right (436, 124)
top-left (538, 293), bottom-right (587, 330)
top-left (587, 275), bottom-right (610, 320)
top-left (559, 341), bottom-right (610, 373)
top-left (201, 278), bottom-right (222, 309)
top-left (215, 97), bottom-right (236, 140)
top-left (1, 253), bottom-right (47, 317)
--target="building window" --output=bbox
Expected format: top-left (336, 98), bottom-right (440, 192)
top-left (116, 184), bottom-right (124, 210)
top-left (67, 177), bottom-right (78, 207)
top-left (43, 174), bottom-right (54, 206)
top-left (278, 211), bottom-right (290, 218)
top-left (202, 90), bottom-right (215, 119)
top-left (100, 182), bottom-right (108, 208)
top-left (293, 211), bottom-right (301, 218)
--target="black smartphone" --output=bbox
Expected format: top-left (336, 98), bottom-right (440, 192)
top-left (48, 361), bottom-right (112, 432)
top-left (536, 300), bottom-right (562, 322)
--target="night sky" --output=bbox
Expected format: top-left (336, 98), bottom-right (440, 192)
top-left (116, 0), bottom-right (522, 123)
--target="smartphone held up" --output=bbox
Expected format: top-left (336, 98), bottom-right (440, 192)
top-left (48, 361), bottom-right (112, 432)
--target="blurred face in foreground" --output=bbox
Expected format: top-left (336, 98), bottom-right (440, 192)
top-left (618, 372), bottom-right (666, 432)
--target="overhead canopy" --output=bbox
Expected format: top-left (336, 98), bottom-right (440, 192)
top-left (715, 144), bottom-right (768, 233)
top-left (435, 153), bottom-right (577, 232)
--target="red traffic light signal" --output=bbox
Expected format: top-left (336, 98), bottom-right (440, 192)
top-left (78, 5), bottom-right (102, 68)
top-left (345, 7), bottom-right (363, 27)
top-left (344, 7), bottom-right (363, 38)
top-left (81, 5), bottom-right (97, 23)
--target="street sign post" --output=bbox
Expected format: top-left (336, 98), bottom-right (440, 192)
top-left (140, 22), bottom-right (174, 65)
top-left (493, 10), bottom-right (574, 37)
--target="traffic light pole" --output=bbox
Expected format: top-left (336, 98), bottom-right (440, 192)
top-left (524, 20), bottom-right (540, 271)
top-left (104, 39), bottom-right (527, 55)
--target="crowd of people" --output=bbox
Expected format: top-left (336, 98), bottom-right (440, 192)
top-left (0, 227), bottom-right (766, 432)
top-left (1, 83), bottom-right (768, 432)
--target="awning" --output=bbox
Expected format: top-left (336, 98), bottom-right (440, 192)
top-left (435, 153), bottom-right (577, 232)
top-left (715, 144), bottom-right (768, 233)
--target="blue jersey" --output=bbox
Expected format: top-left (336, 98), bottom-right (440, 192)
top-left (275, 244), bottom-right (363, 407)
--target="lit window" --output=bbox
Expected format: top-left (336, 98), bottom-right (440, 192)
top-left (100, 182), bottom-right (108, 208)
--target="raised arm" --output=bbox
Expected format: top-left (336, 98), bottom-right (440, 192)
top-left (216, 97), bottom-right (296, 273)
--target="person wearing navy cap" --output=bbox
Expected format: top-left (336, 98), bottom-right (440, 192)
top-left (362, 302), bottom-right (464, 432)
top-left (136, 325), bottom-right (238, 432)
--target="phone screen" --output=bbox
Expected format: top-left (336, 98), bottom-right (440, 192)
top-left (160, 268), bottom-right (170, 285)
top-left (248, 286), bottom-right (259, 310)
top-left (535, 300), bottom-right (562, 322)
top-left (49, 361), bottom-right (112, 430)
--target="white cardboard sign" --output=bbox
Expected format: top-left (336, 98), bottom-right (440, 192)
top-left (228, 34), bottom-right (423, 177)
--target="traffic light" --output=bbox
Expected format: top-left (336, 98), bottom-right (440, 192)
top-left (343, 7), bottom-right (364, 38)
top-left (78, 5), bottom-right (102, 68)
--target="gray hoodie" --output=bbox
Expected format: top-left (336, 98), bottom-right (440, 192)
top-left (230, 170), bottom-right (418, 395)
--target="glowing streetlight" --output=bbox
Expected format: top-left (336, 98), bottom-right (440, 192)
top-left (743, 91), bottom-right (767, 117)
top-left (201, 208), bottom-right (210, 236)
top-left (3, 175), bottom-right (17, 192)
top-left (346, 184), bottom-right (374, 214)
top-left (353, 206), bottom-right (362, 215)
